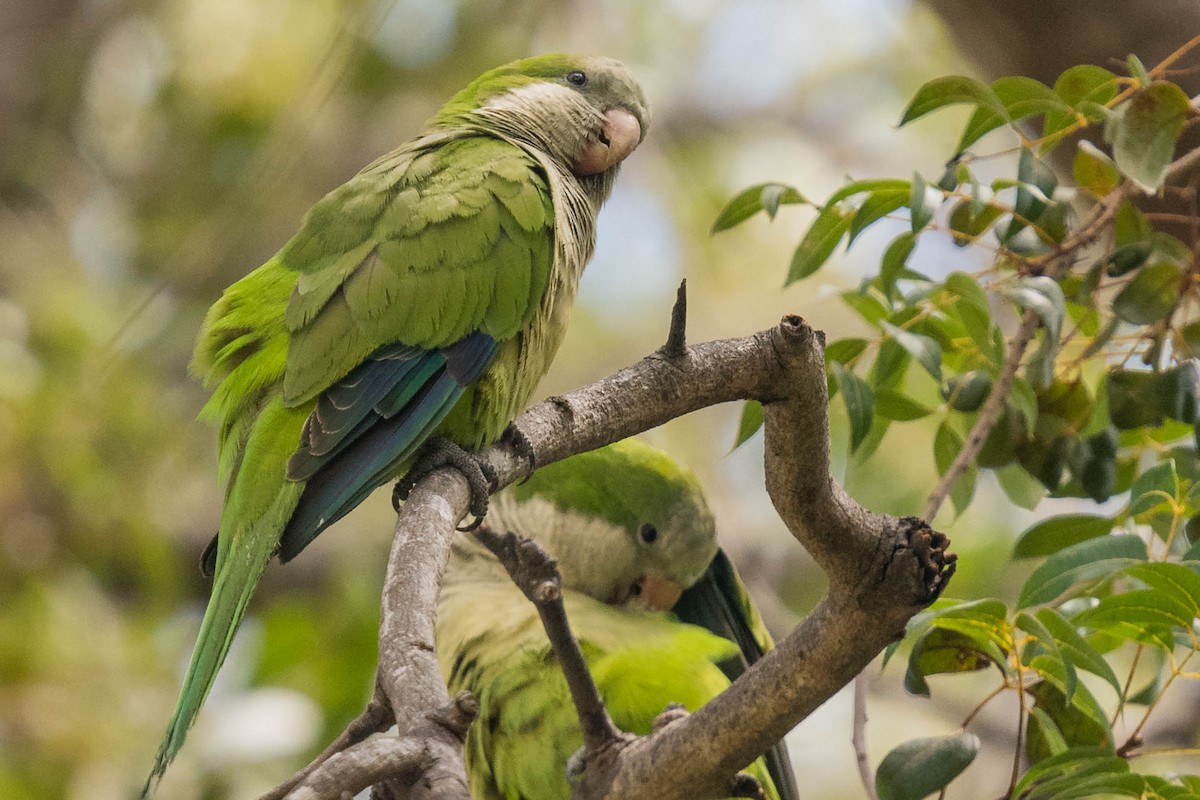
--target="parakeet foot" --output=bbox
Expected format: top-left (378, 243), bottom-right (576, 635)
top-left (391, 438), bottom-right (496, 529)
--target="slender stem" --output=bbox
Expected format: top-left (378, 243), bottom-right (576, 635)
top-left (852, 673), bottom-right (879, 800)
top-left (1122, 649), bottom-right (1196, 754)
top-left (1006, 663), bottom-right (1028, 800)
top-left (961, 684), bottom-right (1008, 729)
top-left (1112, 643), bottom-right (1146, 727)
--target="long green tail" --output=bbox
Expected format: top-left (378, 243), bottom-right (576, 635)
top-left (142, 399), bottom-right (308, 797)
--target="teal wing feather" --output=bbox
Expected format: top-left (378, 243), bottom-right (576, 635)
top-left (673, 549), bottom-right (800, 800)
top-left (438, 581), bottom-right (784, 800)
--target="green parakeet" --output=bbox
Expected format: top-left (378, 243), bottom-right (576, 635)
top-left (438, 440), bottom-right (800, 800)
top-left (144, 54), bottom-right (649, 793)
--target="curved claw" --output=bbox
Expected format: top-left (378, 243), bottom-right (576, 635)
top-left (393, 436), bottom-right (495, 527)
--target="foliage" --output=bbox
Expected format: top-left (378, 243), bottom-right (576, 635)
top-left (718, 40), bottom-right (1200, 799)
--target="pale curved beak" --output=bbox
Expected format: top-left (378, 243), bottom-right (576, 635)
top-left (629, 573), bottom-right (683, 612)
top-left (572, 108), bottom-right (642, 176)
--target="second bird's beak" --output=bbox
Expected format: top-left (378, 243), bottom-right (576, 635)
top-left (572, 108), bottom-right (642, 176)
top-left (628, 573), bottom-right (683, 612)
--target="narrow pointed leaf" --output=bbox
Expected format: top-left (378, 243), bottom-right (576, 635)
top-left (900, 75), bottom-right (1008, 127)
top-left (1017, 534), bottom-right (1147, 608)
top-left (1014, 514), bottom-right (1114, 558)
top-left (732, 400), bottom-right (763, 450)
top-left (832, 362), bottom-right (874, 452)
top-left (712, 182), bottom-right (806, 233)
top-left (787, 203), bottom-right (853, 284)
top-left (882, 321), bottom-right (942, 381)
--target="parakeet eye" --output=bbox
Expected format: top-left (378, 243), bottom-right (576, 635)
top-left (565, 70), bottom-right (588, 87)
top-left (638, 523), bottom-right (658, 544)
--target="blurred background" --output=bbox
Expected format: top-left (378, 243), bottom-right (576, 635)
top-left (2, 0), bottom-right (1196, 797)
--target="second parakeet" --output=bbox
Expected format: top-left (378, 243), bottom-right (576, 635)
top-left (438, 440), bottom-right (800, 800)
top-left (144, 54), bottom-right (649, 793)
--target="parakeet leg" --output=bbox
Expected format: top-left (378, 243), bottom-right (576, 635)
top-left (391, 437), bottom-right (496, 528)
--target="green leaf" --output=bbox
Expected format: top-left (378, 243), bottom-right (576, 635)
top-left (1073, 140), bottom-right (1121, 197)
top-left (787, 203), bottom-right (853, 284)
top-left (1111, 261), bottom-right (1182, 324)
top-left (880, 232), bottom-right (916, 299)
top-left (1114, 198), bottom-right (1152, 246)
top-left (942, 272), bottom-right (993, 357)
top-left (1044, 65), bottom-right (1121, 142)
top-left (1018, 611), bottom-right (1077, 701)
top-left (824, 337), bottom-right (868, 365)
top-left (848, 189), bottom-right (908, 244)
top-left (1105, 82), bottom-right (1192, 192)
top-left (832, 362), bottom-right (874, 452)
top-left (1124, 562), bottom-right (1200, 614)
top-left (1035, 607), bottom-right (1122, 694)
top-left (899, 75), bottom-right (1008, 127)
top-left (712, 182), bottom-right (806, 233)
top-left (1011, 376), bottom-right (1040, 430)
top-left (904, 627), bottom-right (996, 696)
top-left (1126, 54), bottom-right (1150, 86)
top-left (948, 199), bottom-right (1005, 245)
top-left (876, 733), bottom-right (980, 800)
top-left (909, 172), bottom-right (941, 233)
top-left (996, 463), bottom-right (1046, 510)
top-left (1017, 534), bottom-right (1147, 608)
top-left (1014, 514), bottom-right (1114, 558)
top-left (1012, 747), bottom-right (1127, 800)
top-left (875, 388), bottom-right (934, 421)
top-left (1025, 666), bottom-right (1112, 761)
top-left (870, 338), bottom-right (909, 389)
top-left (934, 420), bottom-right (962, 476)
top-left (958, 75), bottom-right (1066, 152)
top-left (882, 321), bottom-right (942, 381)
top-left (1074, 590), bottom-right (1195, 641)
top-left (827, 178), bottom-right (913, 205)
top-left (1000, 276), bottom-right (1065, 338)
top-left (1128, 459), bottom-right (1179, 516)
top-left (841, 289), bottom-right (890, 326)
top-left (1027, 706), bottom-right (1070, 761)
top-left (732, 400), bottom-right (763, 450)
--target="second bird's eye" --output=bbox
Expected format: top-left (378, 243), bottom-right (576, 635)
top-left (638, 523), bottom-right (658, 544)
top-left (565, 70), bottom-right (588, 87)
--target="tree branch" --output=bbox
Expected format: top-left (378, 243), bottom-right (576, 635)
top-left (277, 313), bottom-right (953, 799)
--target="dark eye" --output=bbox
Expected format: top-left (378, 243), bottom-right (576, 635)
top-left (638, 523), bottom-right (658, 544)
top-left (565, 70), bottom-right (588, 87)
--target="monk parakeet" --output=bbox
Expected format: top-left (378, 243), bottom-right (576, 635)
top-left (438, 440), bottom-right (800, 800)
top-left (144, 54), bottom-right (649, 793)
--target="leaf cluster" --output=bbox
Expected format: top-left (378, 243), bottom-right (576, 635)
top-left (718, 43), bottom-right (1200, 799)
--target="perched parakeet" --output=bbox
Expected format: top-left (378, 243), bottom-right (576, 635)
top-left (438, 440), bottom-right (800, 800)
top-left (144, 54), bottom-right (649, 793)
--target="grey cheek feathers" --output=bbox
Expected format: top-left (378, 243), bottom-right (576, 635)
top-left (475, 82), bottom-right (603, 165)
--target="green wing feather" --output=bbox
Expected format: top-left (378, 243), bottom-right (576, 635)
top-left (147, 134), bottom-right (556, 794)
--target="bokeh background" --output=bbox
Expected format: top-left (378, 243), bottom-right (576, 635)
top-left (2, 1), bottom-right (1196, 797)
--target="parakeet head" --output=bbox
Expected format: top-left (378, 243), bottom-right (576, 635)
top-left (486, 439), bottom-right (717, 611)
top-left (431, 54), bottom-right (650, 181)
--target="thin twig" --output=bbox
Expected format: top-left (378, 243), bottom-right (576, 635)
top-left (474, 525), bottom-right (623, 751)
top-left (852, 674), bottom-right (879, 800)
top-left (258, 687), bottom-right (394, 800)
